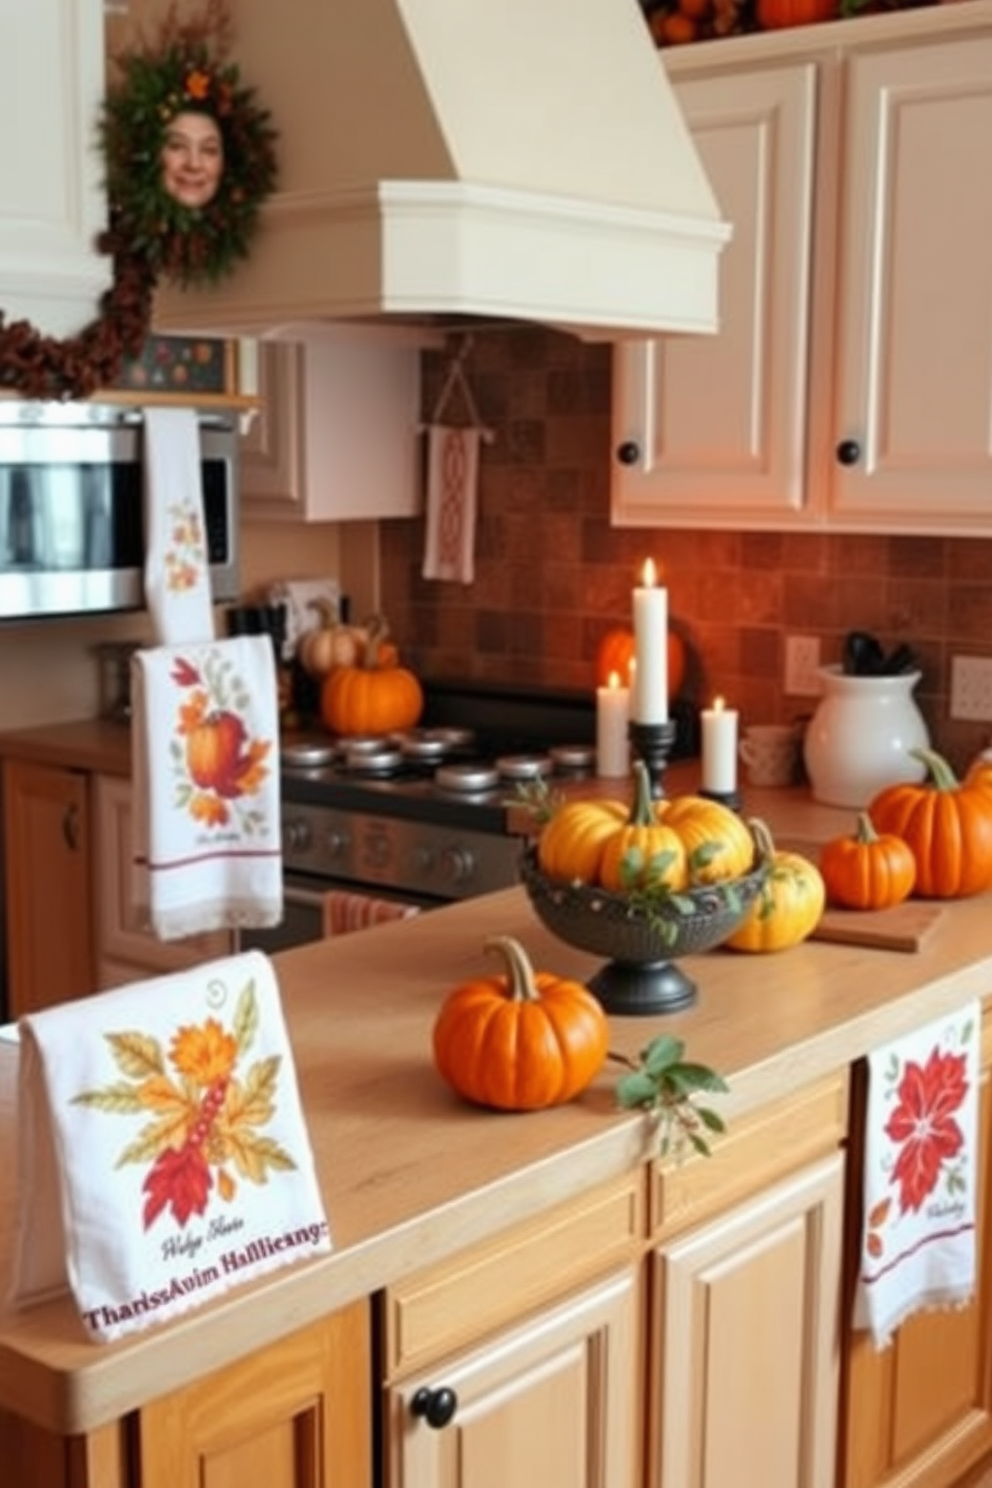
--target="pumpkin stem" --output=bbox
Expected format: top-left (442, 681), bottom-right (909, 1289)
top-left (307, 595), bottom-right (340, 629)
top-left (484, 935), bottom-right (541, 1003)
top-left (362, 613), bottom-right (393, 670)
top-left (628, 759), bottom-right (656, 827)
top-left (745, 816), bottom-right (776, 867)
top-left (854, 810), bottom-right (880, 844)
top-left (910, 746), bottom-right (960, 792)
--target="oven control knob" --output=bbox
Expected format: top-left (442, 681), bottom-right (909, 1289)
top-left (415, 846), bottom-right (437, 874)
top-left (442, 846), bottom-right (476, 884)
top-left (322, 829), bottom-right (349, 861)
top-left (284, 817), bottom-right (312, 853)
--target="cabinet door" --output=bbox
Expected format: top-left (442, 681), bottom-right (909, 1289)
top-left (0, 0), bottom-right (110, 337)
top-left (841, 1015), bottom-right (992, 1488)
top-left (830, 32), bottom-right (992, 532)
top-left (611, 60), bottom-right (818, 528)
top-left (385, 1268), bottom-right (640, 1488)
top-left (93, 774), bottom-right (229, 985)
top-left (3, 760), bottom-right (94, 1016)
top-left (241, 335), bottom-right (422, 522)
top-left (649, 1151), bottom-right (844, 1488)
top-left (138, 1302), bottom-right (371, 1488)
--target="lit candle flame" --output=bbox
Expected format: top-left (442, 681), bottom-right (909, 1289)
top-left (713, 696), bottom-right (725, 712)
top-left (641, 557), bottom-right (658, 587)
top-left (607, 670), bottom-right (622, 690)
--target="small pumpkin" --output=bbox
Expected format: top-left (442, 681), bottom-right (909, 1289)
top-left (755, 0), bottom-right (837, 30)
top-left (320, 621), bottom-right (423, 736)
top-left (599, 760), bottom-right (688, 894)
top-left (868, 748), bottom-right (992, 900)
top-left (432, 936), bottom-right (610, 1111)
top-left (594, 626), bottom-right (687, 702)
top-left (298, 597), bottom-right (368, 680)
top-left (658, 793), bottom-right (755, 885)
top-left (726, 820), bottom-right (825, 952)
top-left (818, 811), bottom-right (916, 911)
top-left (537, 797), bottom-right (629, 885)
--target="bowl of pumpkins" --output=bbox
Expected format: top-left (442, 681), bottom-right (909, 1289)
top-left (520, 759), bottom-right (772, 1016)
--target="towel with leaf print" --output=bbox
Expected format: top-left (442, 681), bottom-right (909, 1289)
top-left (10, 950), bottom-right (331, 1343)
top-left (853, 1001), bottom-right (979, 1349)
top-left (143, 405), bottom-right (216, 644)
top-left (132, 634), bottom-right (282, 939)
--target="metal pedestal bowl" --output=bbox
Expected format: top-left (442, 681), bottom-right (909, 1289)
top-left (520, 846), bottom-right (768, 1016)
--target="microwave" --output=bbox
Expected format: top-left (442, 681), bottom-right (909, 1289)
top-left (0, 402), bottom-right (239, 621)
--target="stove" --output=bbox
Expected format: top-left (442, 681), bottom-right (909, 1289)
top-left (272, 681), bottom-right (697, 929)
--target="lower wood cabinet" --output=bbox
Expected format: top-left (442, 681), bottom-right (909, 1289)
top-left (649, 1151), bottom-right (845, 1488)
top-left (384, 1268), bottom-right (640, 1488)
top-left (2, 758), bottom-right (95, 1017)
top-left (840, 1007), bottom-right (992, 1488)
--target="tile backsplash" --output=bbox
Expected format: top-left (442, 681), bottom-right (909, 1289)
top-left (381, 327), bottom-right (992, 772)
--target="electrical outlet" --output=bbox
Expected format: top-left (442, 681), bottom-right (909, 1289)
top-left (950, 656), bottom-right (992, 721)
top-left (785, 635), bottom-right (822, 696)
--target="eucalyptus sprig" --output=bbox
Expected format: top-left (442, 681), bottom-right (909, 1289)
top-left (611, 1035), bottom-right (728, 1159)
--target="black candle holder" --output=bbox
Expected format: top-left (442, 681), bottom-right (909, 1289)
top-left (699, 785), bottom-right (743, 813)
top-left (628, 719), bottom-right (678, 799)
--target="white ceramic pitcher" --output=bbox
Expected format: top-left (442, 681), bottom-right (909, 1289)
top-left (803, 665), bottom-right (930, 808)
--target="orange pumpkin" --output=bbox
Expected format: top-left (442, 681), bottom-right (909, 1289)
top-left (537, 797), bottom-right (629, 885)
top-left (432, 936), bottom-right (610, 1111)
top-left (186, 710), bottom-right (248, 795)
top-left (867, 748), bottom-right (992, 900)
top-left (818, 811), bottom-right (916, 911)
top-left (320, 627), bottom-right (423, 736)
top-left (594, 627), bottom-right (687, 701)
top-left (756, 0), bottom-right (837, 29)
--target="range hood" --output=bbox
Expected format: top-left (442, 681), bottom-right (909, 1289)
top-left (154, 0), bottom-right (730, 342)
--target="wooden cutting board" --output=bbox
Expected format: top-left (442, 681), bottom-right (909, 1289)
top-left (778, 838), bottom-right (945, 952)
top-left (810, 901), bottom-right (945, 952)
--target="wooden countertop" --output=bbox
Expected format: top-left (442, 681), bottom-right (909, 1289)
top-left (0, 719), bottom-right (132, 776)
top-left (3, 725), bottom-right (992, 1436)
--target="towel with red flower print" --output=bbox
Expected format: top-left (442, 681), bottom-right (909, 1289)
top-left (854, 1001), bottom-right (979, 1349)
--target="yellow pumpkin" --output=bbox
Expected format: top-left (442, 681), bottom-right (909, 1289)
top-left (599, 761), bottom-right (688, 894)
top-left (537, 797), bottom-right (629, 884)
top-left (725, 821), bottom-right (824, 952)
top-left (658, 794), bottom-right (755, 885)
top-left (298, 597), bottom-right (368, 680)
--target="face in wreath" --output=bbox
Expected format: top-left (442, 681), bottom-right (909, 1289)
top-left (160, 111), bottom-right (224, 209)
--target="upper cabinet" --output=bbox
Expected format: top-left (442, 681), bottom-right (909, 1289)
top-left (239, 331), bottom-right (425, 522)
top-left (612, 3), bottom-right (992, 536)
top-left (0, 0), bottom-right (111, 337)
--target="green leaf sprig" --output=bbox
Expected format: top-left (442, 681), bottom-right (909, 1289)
top-left (611, 1035), bottom-right (728, 1159)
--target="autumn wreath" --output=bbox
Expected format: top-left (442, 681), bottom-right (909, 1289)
top-left (0, 2), bottom-right (277, 401)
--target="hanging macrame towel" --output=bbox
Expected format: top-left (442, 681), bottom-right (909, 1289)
top-left (143, 405), bottom-right (216, 643)
top-left (10, 950), bottom-right (331, 1343)
top-left (132, 635), bottom-right (283, 939)
top-left (853, 1000), bottom-right (979, 1350)
top-left (421, 344), bottom-right (492, 585)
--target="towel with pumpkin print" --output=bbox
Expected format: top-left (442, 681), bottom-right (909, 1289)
top-left (143, 405), bottom-right (216, 645)
top-left (853, 1001), bottom-right (979, 1350)
top-left (10, 949), bottom-right (332, 1343)
top-left (132, 634), bottom-right (283, 940)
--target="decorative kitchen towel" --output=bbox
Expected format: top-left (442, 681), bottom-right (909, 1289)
top-left (10, 949), bottom-right (332, 1344)
top-left (322, 890), bottom-right (420, 937)
top-left (132, 634), bottom-right (283, 939)
top-left (143, 405), bottom-right (216, 644)
top-left (853, 1001), bottom-right (979, 1350)
top-left (421, 340), bottom-right (493, 585)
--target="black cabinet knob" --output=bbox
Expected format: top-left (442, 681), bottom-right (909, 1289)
top-left (411, 1385), bottom-right (458, 1428)
top-left (616, 440), bottom-right (641, 466)
top-left (836, 439), bottom-right (861, 466)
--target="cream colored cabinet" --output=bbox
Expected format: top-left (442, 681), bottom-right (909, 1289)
top-left (0, 0), bottom-right (110, 337)
top-left (93, 773), bottom-right (229, 990)
top-left (840, 1010), bottom-right (992, 1488)
top-left (612, 4), bottom-right (992, 536)
top-left (380, 1172), bottom-right (644, 1488)
top-left (646, 1072), bottom-right (848, 1488)
top-left (2, 760), bottom-right (95, 1017)
top-left (240, 332), bottom-right (424, 522)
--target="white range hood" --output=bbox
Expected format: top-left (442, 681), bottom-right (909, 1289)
top-left (154, 0), bottom-right (730, 342)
